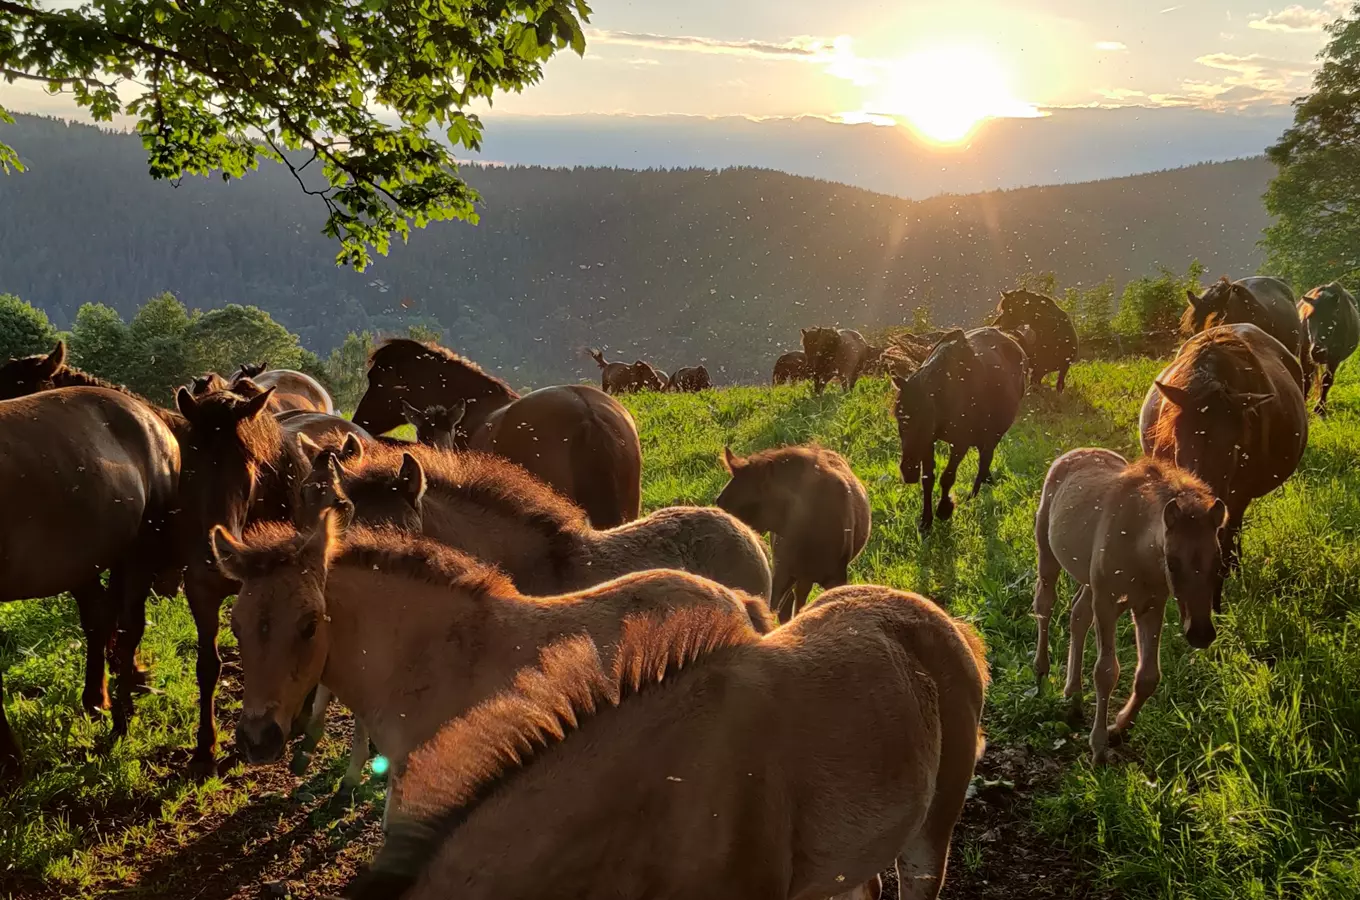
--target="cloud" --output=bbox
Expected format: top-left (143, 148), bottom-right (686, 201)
top-left (1249, 2), bottom-right (1348, 32)
top-left (1095, 41), bottom-right (1128, 51)
top-left (588, 30), bottom-right (834, 59)
top-left (1195, 52), bottom-right (1317, 81)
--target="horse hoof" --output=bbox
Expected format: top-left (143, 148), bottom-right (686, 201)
top-left (290, 749), bottom-right (314, 777)
top-left (937, 502), bottom-right (956, 521)
top-left (341, 773), bottom-right (364, 791)
top-left (918, 519), bottom-right (933, 535)
top-left (82, 692), bottom-right (111, 714)
top-left (188, 752), bottom-right (218, 780)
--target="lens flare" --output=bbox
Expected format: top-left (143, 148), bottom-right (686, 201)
top-left (371, 754), bottom-right (390, 776)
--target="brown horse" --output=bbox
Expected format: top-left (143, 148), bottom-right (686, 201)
top-left (275, 410), bottom-right (375, 448)
top-left (231, 362), bottom-right (335, 413)
top-left (717, 445), bottom-right (870, 622)
top-left (1299, 282), bottom-right (1360, 415)
top-left (1182, 276), bottom-right (1303, 356)
top-left (666, 365), bottom-right (711, 392)
top-left (772, 350), bottom-right (812, 385)
top-left (992, 290), bottom-right (1079, 392)
top-left (0, 387), bottom-right (180, 781)
top-left (1034, 449), bottom-right (1226, 762)
top-left (353, 339), bottom-right (642, 527)
top-left (587, 349), bottom-right (660, 394)
top-left (893, 328), bottom-right (1027, 532)
top-left (802, 327), bottom-right (871, 394)
top-left (400, 400), bottom-right (466, 450)
top-left (348, 586), bottom-right (988, 900)
top-left (210, 513), bottom-right (772, 821)
top-left (1139, 323), bottom-right (1307, 599)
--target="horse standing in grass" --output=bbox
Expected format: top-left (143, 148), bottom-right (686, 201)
top-left (347, 587), bottom-right (988, 900)
top-left (1298, 282), bottom-right (1360, 415)
top-left (893, 328), bottom-right (1027, 532)
top-left (717, 445), bottom-right (870, 622)
top-left (354, 340), bottom-right (641, 528)
top-left (1033, 449), bottom-right (1226, 762)
top-left (666, 365), bottom-right (711, 392)
top-left (1139, 323), bottom-right (1307, 598)
top-left (801, 327), bottom-right (871, 394)
top-left (772, 350), bottom-right (811, 385)
top-left (1181, 276), bottom-right (1303, 357)
top-left (992, 290), bottom-right (1079, 392)
top-left (0, 387), bottom-right (179, 782)
top-left (210, 512), bottom-right (773, 823)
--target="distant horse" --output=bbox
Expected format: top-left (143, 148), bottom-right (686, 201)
top-left (801, 327), bottom-right (871, 394)
top-left (665, 365), bottom-right (711, 393)
top-left (717, 444), bottom-right (870, 621)
top-left (353, 339), bottom-right (642, 527)
top-left (400, 399), bottom-right (466, 450)
top-left (1034, 449), bottom-right (1225, 762)
top-left (893, 328), bottom-right (1027, 532)
top-left (0, 387), bottom-right (179, 782)
top-left (631, 360), bottom-right (666, 392)
top-left (587, 349), bottom-right (661, 394)
top-left (211, 512), bottom-right (772, 824)
top-left (1298, 282), bottom-right (1360, 415)
top-left (772, 350), bottom-right (812, 385)
top-left (346, 586), bottom-right (988, 900)
top-left (1139, 323), bottom-right (1307, 599)
top-left (992, 290), bottom-right (1078, 392)
top-left (231, 362), bottom-right (334, 414)
top-left (1182, 276), bottom-right (1303, 358)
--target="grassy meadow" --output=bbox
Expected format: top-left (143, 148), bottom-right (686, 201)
top-left (2, 357), bottom-right (1359, 898)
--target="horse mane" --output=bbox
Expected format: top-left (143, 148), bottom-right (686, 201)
top-left (372, 338), bottom-right (519, 401)
top-left (1124, 456), bottom-right (1217, 510)
top-left (51, 366), bottom-right (188, 432)
top-left (740, 443), bottom-right (845, 476)
top-left (346, 607), bottom-right (757, 899)
top-left (909, 328), bottom-right (970, 387)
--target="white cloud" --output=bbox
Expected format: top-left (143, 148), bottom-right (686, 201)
top-left (1095, 41), bottom-right (1128, 51)
top-left (1248, 2), bottom-right (1349, 33)
top-left (588, 30), bottom-right (835, 60)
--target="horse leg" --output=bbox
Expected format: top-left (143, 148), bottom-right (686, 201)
top-left (1088, 589), bottom-right (1122, 764)
top-left (770, 549), bottom-right (798, 624)
top-left (1033, 535), bottom-right (1062, 689)
top-left (0, 669), bottom-right (20, 786)
top-left (1064, 585), bottom-right (1093, 709)
top-left (935, 445), bottom-right (967, 522)
top-left (186, 573), bottom-right (228, 777)
top-left (291, 685), bottom-right (331, 776)
top-left (73, 578), bottom-right (114, 713)
top-left (1112, 601), bottom-right (1164, 736)
top-left (789, 578), bottom-right (815, 619)
top-left (1055, 362), bottom-right (1070, 394)
top-left (917, 454), bottom-right (937, 534)
top-left (1302, 357), bottom-right (1316, 406)
top-left (1217, 509), bottom-right (1244, 611)
top-left (1318, 365), bottom-right (1336, 416)
top-left (110, 561), bottom-right (154, 740)
top-left (341, 717), bottom-right (371, 790)
top-left (970, 443), bottom-right (996, 498)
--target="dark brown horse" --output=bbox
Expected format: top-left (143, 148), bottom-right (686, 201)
top-left (801, 327), bottom-right (871, 394)
top-left (665, 365), bottom-right (711, 393)
top-left (587, 349), bottom-right (661, 394)
top-left (1182, 276), bottom-right (1302, 357)
top-left (0, 387), bottom-right (180, 782)
top-left (992, 290), bottom-right (1079, 392)
top-left (1299, 282), bottom-right (1360, 415)
top-left (893, 328), bottom-right (1027, 532)
top-left (772, 350), bottom-right (811, 385)
top-left (353, 340), bottom-right (642, 528)
top-left (401, 400), bottom-right (467, 450)
top-left (1139, 323), bottom-right (1308, 602)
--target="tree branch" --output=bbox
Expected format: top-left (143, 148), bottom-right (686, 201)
top-left (0, 66), bottom-right (110, 88)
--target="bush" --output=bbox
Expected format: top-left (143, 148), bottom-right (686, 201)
top-left (0, 293), bottom-right (60, 361)
top-left (1112, 261), bottom-right (1205, 338)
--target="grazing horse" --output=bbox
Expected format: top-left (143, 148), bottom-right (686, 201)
top-left (400, 400), bottom-right (466, 450)
top-left (1299, 282), bottom-right (1360, 415)
top-left (772, 350), bottom-right (812, 385)
top-left (893, 328), bottom-right (1027, 532)
top-left (0, 388), bottom-right (179, 782)
top-left (347, 586), bottom-right (988, 900)
top-left (230, 362), bottom-right (335, 414)
top-left (801, 327), bottom-right (871, 394)
top-left (1139, 323), bottom-right (1308, 600)
top-left (1182, 276), bottom-right (1303, 356)
top-left (717, 445), bottom-right (870, 622)
top-left (353, 340), bottom-right (642, 528)
top-left (587, 349), bottom-right (660, 394)
top-left (632, 360), bottom-right (666, 392)
top-left (1034, 450), bottom-right (1225, 762)
top-left (210, 513), bottom-right (772, 824)
top-left (665, 365), bottom-right (711, 392)
top-left (992, 290), bottom-right (1079, 392)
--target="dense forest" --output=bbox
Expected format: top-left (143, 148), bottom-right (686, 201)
top-left (0, 114), bottom-right (1273, 384)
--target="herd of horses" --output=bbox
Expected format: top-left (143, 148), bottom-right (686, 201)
top-left (0, 273), bottom-right (1354, 898)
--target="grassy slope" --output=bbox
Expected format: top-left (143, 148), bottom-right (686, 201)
top-left (2, 359), bottom-right (1358, 898)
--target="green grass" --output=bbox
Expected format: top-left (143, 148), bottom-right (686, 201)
top-left (3, 357), bottom-right (1359, 897)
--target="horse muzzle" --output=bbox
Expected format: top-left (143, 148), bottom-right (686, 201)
top-left (236, 716), bottom-right (285, 764)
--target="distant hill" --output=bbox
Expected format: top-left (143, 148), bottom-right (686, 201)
top-left (0, 113), bottom-right (1274, 384)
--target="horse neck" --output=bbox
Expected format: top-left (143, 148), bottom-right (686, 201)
top-left (249, 425), bottom-right (306, 524)
top-left (1164, 414), bottom-right (1235, 499)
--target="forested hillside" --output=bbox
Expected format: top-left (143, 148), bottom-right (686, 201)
top-left (0, 114), bottom-right (1273, 383)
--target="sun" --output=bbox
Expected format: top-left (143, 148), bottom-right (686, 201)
top-left (866, 46), bottom-right (1039, 144)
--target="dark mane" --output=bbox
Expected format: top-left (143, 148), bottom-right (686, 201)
top-left (909, 328), bottom-right (970, 387)
top-left (346, 608), bottom-right (757, 899)
top-left (372, 339), bottom-right (520, 401)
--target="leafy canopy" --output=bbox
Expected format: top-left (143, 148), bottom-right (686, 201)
top-left (0, 0), bottom-right (591, 269)
top-left (1264, 3), bottom-right (1360, 288)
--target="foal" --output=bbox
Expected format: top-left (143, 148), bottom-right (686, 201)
top-left (400, 399), bottom-right (466, 450)
top-left (1034, 449), bottom-right (1225, 762)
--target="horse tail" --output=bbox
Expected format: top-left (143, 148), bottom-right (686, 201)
top-left (588, 348), bottom-right (606, 369)
top-left (570, 399), bottom-right (639, 529)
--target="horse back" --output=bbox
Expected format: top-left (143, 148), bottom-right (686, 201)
top-left (1238, 278), bottom-right (1303, 353)
top-left (253, 369), bottom-right (335, 414)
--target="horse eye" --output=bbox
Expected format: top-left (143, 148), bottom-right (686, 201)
top-left (299, 618), bottom-right (317, 641)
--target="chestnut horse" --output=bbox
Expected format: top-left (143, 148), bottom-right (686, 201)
top-left (0, 387), bottom-right (179, 782)
top-left (231, 362), bottom-right (335, 413)
top-left (348, 587), bottom-right (988, 900)
top-left (1182, 276), bottom-right (1302, 357)
top-left (1139, 323), bottom-right (1307, 602)
top-left (992, 290), bottom-right (1079, 392)
top-left (353, 340), bottom-right (641, 527)
top-left (893, 328), bottom-right (1027, 532)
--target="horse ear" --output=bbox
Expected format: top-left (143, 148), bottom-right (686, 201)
top-left (296, 433), bottom-right (323, 462)
top-left (398, 453), bottom-right (428, 507)
top-left (447, 398), bottom-right (467, 425)
top-left (301, 507), bottom-right (345, 571)
top-left (175, 386), bottom-right (198, 418)
top-left (338, 432), bottom-right (365, 463)
top-left (721, 446), bottom-right (744, 473)
top-left (43, 340), bottom-right (67, 373)
top-left (1155, 380), bottom-right (1194, 408)
top-left (400, 398), bottom-right (422, 421)
top-left (1162, 498), bottom-right (1183, 532)
top-left (238, 387), bottom-right (275, 420)
top-left (1186, 289), bottom-right (1200, 308)
top-left (1211, 498), bottom-right (1229, 529)
top-left (209, 525), bottom-right (248, 581)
